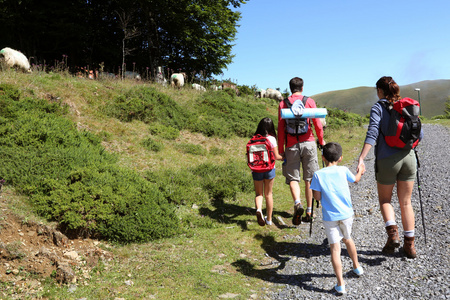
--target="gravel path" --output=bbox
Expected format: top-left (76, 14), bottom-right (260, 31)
top-left (267, 124), bottom-right (450, 299)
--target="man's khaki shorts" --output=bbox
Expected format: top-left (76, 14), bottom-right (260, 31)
top-left (282, 141), bottom-right (319, 183)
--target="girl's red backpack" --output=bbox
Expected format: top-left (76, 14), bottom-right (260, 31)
top-left (246, 134), bottom-right (275, 173)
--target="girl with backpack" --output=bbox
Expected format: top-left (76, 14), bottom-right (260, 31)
top-left (250, 117), bottom-right (283, 226)
top-left (357, 76), bottom-right (423, 258)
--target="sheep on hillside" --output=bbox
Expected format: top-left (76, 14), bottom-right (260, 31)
top-left (171, 72), bottom-right (187, 88)
top-left (255, 88), bottom-right (266, 98)
top-left (192, 83), bottom-right (206, 91)
top-left (0, 47), bottom-right (31, 72)
top-left (265, 88), bottom-right (283, 101)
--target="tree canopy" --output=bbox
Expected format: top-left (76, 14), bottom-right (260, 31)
top-left (0, 0), bottom-right (247, 79)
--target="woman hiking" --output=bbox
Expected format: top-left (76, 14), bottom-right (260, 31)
top-left (357, 76), bottom-right (423, 258)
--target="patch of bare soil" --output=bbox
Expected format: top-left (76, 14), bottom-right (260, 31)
top-left (0, 194), bottom-right (114, 297)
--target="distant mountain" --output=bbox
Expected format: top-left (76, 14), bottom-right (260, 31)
top-left (312, 80), bottom-right (450, 118)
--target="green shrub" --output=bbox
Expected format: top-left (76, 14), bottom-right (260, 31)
top-left (32, 166), bottom-right (180, 243)
top-left (237, 85), bottom-right (254, 97)
top-left (176, 143), bottom-right (207, 156)
top-left (107, 86), bottom-right (189, 129)
top-left (141, 137), bottom-right (164, 152)
top-left (325, 107), bottom-right (366, 130)
top-left (145, 169), bottom-right (209, 206)
top-left (193, 161), bottom-right (253, 201)
top-left (189, 91), bottom-right (274, 138)
top-left (0, 89), bottom-right (179, 243)
top-left (0, 83), bottom-right (21, 101)
top-left (149, 122), bottom-right (180, 140)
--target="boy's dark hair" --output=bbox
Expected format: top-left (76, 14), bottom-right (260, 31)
top-left (289, 77), bottom-right (304, 93)
top-left (255, 117), bottom-right (277, 138)
top-left (323, 142), bottom-right (342, 163)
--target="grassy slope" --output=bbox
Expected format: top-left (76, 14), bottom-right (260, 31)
top-left (0, 70), bottom-right (378, 299)
top-left (313, 79), bottom-right (450, 118)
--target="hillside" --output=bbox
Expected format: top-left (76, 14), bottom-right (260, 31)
top-left (0, 70), bottom-right (370, 299)
top-left (312, 79), bottom-right (450, 117)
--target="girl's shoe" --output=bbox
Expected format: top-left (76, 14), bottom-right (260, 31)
top-left (353, 266), bottom-right (364, 276)
top-left (334, 284), bottom-right (346, 295)
top-left (265, 217), bottom-right (272, 226)
top-left (256, 210), bottom-right (265, 226)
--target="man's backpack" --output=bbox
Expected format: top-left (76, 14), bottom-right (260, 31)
top-left (379, 98), bottom-right (421, 150)
top-left (246, 134), bottom-right (275, 173)
top-left (284, 96), bottom-right (309, 136)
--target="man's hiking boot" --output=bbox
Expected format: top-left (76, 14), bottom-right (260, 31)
top-left (302, 212), bottom-right (312, 223)
top-left (403, 236), bottom-right (417, 259)
top-left (382, 225), bottom-right (400, 254)
top-left (292, 203), bottom-right (304, 226)
top-left (256, 210), bottom-right (265, 226)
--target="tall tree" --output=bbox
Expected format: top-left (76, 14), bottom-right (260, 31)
top-left (0, 0), bottom-right (247, 78)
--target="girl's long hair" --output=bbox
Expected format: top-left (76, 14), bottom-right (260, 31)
top-left (376, 76), bottom-right (401, 103)
top-left (254, 117), bottom-right (277, 138)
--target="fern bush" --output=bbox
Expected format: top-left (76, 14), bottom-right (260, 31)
top-left (189, 91), bottom-right (274, 138)
top-left (325, 107), bottom-right (367, 130)
top-left (149, 122), bottom-right (180, 140)
top-left (0, 84), bottom-right (180, 243)
top-left (146, 169), bottom-right (209, 206)
top-left (107, 86), bottom-right (189, 129)
top-left (193, 161), bottom-right (253, 201)
top-left (32, 166), bottom-right (179, 243)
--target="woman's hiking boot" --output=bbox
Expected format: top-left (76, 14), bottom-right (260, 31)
top-left (292, 203), bottom-right (304, 226)
top-left (382, 225), bottom-right (400, 254)
top-left (403, 236), bottom-right (417, 258)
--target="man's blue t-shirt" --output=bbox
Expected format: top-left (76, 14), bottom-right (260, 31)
top-left (310, 166), bottom-right (356, 221)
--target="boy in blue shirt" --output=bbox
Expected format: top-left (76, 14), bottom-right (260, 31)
top-left (310, 142), bottom-right (364, 295)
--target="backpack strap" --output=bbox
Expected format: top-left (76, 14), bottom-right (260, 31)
top-left (302, 95), bottom-right (309, 106)
top-left (284, 95), bottom-right (309, 108)
top-left (284, 95), bottom-right (309, 143)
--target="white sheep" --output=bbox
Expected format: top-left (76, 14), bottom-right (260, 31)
top-left (0, 47), bottom-right (31, 72)
top-left (192, 83), bottom-right (206, 91)
top-left (255, 88), bottom-right (266, 98)
top-left (265, 88), bottom-right (283, 101)
top-left (171, 72), bottom-right (187, 88)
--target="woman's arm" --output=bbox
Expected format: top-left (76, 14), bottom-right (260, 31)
top-left (357, 143), bottom-right (372, 174)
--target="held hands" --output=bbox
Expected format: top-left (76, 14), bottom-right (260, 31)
top-left (357, 159), bottom-right (366, 175)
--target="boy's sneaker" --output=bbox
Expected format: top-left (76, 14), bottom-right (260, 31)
top-left (334, 284), bottom-right (346, 295)
top-left (302, 212), bottom-right (312, 223)
top-left (353, 266), bottom-right (364, 277)
top-left (265, 217), bottom-right (272, 226)
top-left (256, 210), bottom-right (265, 226)
top-left (292, 203), bottom-right (304, 225)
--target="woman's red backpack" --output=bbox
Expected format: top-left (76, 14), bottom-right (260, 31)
top-left (246, 134), bottom-right (275, 173)
top-left (380, 98), bottom-right (421, 150)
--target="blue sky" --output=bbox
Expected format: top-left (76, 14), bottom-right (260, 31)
top-left (217, 0), bottom-right (450, 96)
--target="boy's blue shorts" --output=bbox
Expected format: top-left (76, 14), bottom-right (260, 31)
top-left (252, 168), bottom-right (276, 181)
